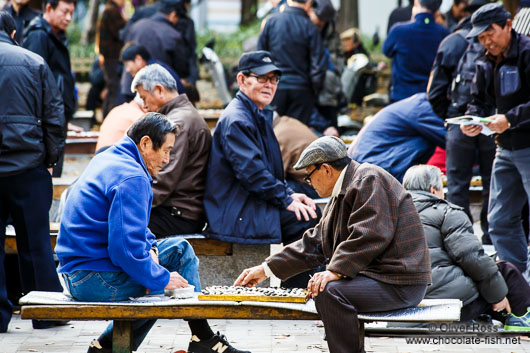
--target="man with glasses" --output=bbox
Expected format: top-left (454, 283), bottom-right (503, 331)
top-left (461, 3), bottom-right (530, 280)
top-left (234, 136), bottom-right (431, 353)
top-left (204, 51), bottom-right (320, 288)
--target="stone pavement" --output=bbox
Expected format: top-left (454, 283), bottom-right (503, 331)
top-left (2, 313), bottom-right (530, 353)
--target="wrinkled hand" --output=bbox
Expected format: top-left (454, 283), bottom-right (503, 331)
top-left (291, 193), bottom-right (316, 210)
top-left (492, 297), bottom-right (511, 313)
top-left (67, 122), bottom-right (84, 133)
top-left (307, 270), bottom-right (340, 298)
top-left (287, 199), bottom-right (318, 221)
top-left (165, 272), bottom-right (189, 290)
top-left (460, 124), bottom-right (482, 137)
top-left (234, 265), bottom-right (267, 287)
top-left (323, 126), bottom-right (340, 137)
top-left (486, 114), bottom-right (510, 134)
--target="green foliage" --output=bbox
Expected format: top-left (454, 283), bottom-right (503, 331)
top-left (67, 22), bottom-right (96, 59)
top-left (196, 20), bottom-right (261, 68)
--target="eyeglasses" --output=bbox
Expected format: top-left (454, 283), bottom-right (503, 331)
top-left (247, 74), bottom-right (280, 85)
top-left (304, 164), bottom-right (321, 185)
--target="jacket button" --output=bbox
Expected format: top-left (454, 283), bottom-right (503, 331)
top-left (239, 218), bottom-right (243, 221)
top-left (37, 119), bottom-right (41, 124)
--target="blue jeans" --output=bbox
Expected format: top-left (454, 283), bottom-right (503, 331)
top-left (488, 146), bottom-right (530, 273)
top-left (62, 237), bottom-right (200, 349)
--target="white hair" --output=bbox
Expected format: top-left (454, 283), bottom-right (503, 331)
top-left (402, 165), bottom-right (443, 192)
top-left (131, 64), bottom-right (177, 93)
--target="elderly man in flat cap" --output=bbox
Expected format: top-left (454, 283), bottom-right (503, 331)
top-left (461, 3), bottom-right (530, 281)
top-left (234, 136), bottom-right (432, 353)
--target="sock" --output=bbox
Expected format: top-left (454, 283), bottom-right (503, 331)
top-left (187, 319), bottom-right (215, 340)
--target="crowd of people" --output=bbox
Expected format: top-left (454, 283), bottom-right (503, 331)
top-left (1, 0), bottom-right (530, 352)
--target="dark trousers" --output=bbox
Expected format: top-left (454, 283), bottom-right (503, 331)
top-left (102, 58), bottom-right (122, 118)
top-left (149, 206), bottom-right (205, 238)
top-left (279, 206), bottom-right (321, 288)
top-left (272, 88), bottom-right (315, 126)
top-left (287, 179), bottom-right (319, 200)
top-left (445, 124), bottom-right (496, 239)
top-left (314, 275), bottom-right (427, 353)
top-left (0, 165), bottom-right (63, 332)
top-left (461, 261), bottom-right (530, 322)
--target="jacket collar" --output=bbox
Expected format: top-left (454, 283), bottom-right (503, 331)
top-left (0, 32), bottom-right (16, 45)
top-left (235, 90), bottom-right (273, 124)
top-left (284, 5), bottom-right (309, 17)
top-left (414, 12), bottom-right (435, 25)
top-left (152, 13), bottom-right (173, 26)
top-left (114, 136), bottom-right (153, 183)
top-left (338, 160), bottom-right (359, 196)
top-left (158, 94), bottom-right (190, 115)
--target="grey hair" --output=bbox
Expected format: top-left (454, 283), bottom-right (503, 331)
top-left (402, 165), bottom-right (443, 192)
top-left (131, 64), bottom-right (177, 93)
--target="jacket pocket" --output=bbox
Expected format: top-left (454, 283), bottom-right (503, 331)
top-left (499, 65), bottom-right (521, 96)
top-left (0, 116), bottom-right (43, 154)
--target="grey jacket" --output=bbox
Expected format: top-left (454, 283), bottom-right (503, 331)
top-left (410, 190), bottom-right (507, 305)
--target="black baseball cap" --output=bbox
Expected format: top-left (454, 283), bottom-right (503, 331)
top-left (467, 3), bottom-right (511, 38)
top-left (238, 51), bottom-right (281, 76)
top-left (312, 0), bottom-right (336, 23)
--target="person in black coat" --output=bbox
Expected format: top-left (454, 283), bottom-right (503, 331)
top-left (258, 0), bottom-right (327, 125)
top-left (403, 165), bottom-right (530, 330)
top-left (23, 0), bottom-right (78, 177)
top-left (0, 11), bottom-right (65, 332)
top-left (2, 0), bottom-right (40, 43)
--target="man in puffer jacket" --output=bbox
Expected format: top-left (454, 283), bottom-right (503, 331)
top-left (403, 164), bottom-right (530, 330)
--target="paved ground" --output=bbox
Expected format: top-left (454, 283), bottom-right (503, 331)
top-left (2, 313), bottom-right (530, 353)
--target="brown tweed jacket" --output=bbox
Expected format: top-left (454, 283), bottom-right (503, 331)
top-left (266, 161), bottom-right (432, 286)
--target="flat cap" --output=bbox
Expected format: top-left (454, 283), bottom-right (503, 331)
top-left (294, 136), bottom-right (347, 170)
top-left (467, 3), bottom-right (511, 38)
top-left (238, 50), bottom-right (281, 75)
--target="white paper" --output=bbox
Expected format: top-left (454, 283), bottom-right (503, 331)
top-left (446, 115), bottom-right (495, 136)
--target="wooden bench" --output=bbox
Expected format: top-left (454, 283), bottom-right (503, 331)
top-left (19, 291), bottom-right (462, 353)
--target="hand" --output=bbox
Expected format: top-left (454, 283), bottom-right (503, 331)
top-left (165, 272), bottom-right (189, 290)
top-left (234, 265), bottom-right (267, 287)
top-left (286, 199), bottom-right (318, 221)
top-left (492, 297), bottom-right (511, 313)
top-left (150, 249), bottom-right (159, 264)
top-left (323, 126), bottom-right (339, 137)
top-left (460, 124), bottom-right (482, 137)
top-left (67, 122), bottom-right (84, 133)
top-left (47, 168), bottom-right (53, 175)
top-left (307, 270), bottom-right (340, 298)
top-left (291, 193), bottom-right (316, 210)
top-left (485, 114), bottom-right (510, 134)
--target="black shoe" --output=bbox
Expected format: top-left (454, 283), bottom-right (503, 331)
top-left (32, 320), bottom-right (69, 329)
top-left (87, 339), bottom-right (112, 353)
top-left (187, 332), bottom-right (251, 353)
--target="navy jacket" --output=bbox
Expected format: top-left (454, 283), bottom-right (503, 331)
top-left (383, 12), bottom-right (449, 101)
top-left (125, 13), bottom-right (189, 79)
top-left (348, 93), bottom-right (446, 182)
top-left (467, 31), bottom-right (530, 151)
top-left (23, 16), bottom-right (76, 121)
top-left (204, 91), bottom-right (293, 244)
top-left (0, 32), bottom-right (65, 175)
top-left (4, 3), bottom-right (40, 44)
top-left (258, 6), bottom-right (327, 92)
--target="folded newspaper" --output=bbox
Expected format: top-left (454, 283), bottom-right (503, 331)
top-left (446, 115), bottom-right (494, 136)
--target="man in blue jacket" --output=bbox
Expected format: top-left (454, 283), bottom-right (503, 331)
top-left (258, 0), bottom-right (327, 125)
top-left (204, 51), bottom-right (320, 288)
top-left (383, 0), bottom-right (449, 102)
top-left (56, 113), bottom-right (249, 353)
top-left (0, 11), bottom-right (65, 332)
top-left (348, 93), bottom-right (446, 182)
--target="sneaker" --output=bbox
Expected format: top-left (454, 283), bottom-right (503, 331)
top-left (187, 332), bottom-right (251, 353)
top-left (87, 339), bottom-right (112, 353)
top-left (504, 307), bottom-right (530, 332)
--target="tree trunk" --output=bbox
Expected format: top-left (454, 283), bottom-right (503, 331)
top-left (240, 0), bottom-right (257, 26)
top-left (337, 0), bottom-right (359, 33)
top-left (503, 0), bottom-right (520, 18)
top-left (81, 0), bottom-right (101, 46)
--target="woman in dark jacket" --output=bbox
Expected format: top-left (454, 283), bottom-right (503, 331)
top-left (403, 165), bottom-right (530, 331)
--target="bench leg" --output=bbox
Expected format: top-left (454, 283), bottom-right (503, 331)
top-left (112, 320), bottom-right (132, 353)
top-left (359, 321), bottom-right (365, 352)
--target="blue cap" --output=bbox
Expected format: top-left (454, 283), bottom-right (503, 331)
top-left (238, 51), bottom-right (281, 75)
top-left (467, 3), bottom-right (511, 38)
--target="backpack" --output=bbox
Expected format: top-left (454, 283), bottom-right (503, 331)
top-left (449, 30), bottom-right (483, 114)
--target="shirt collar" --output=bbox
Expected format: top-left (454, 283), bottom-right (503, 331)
top-left (331, 166), bottom-right (348, 198)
